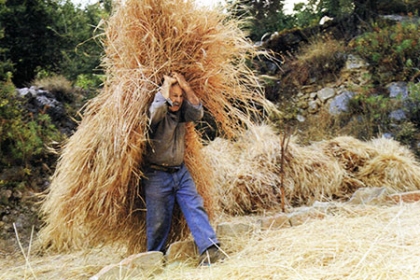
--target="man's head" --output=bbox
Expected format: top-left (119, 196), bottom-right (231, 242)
top-left (168, 83), bottom-right (184, 112)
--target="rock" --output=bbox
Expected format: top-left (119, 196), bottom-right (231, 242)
top-left (347, 187), bottom-right (389, 205)
top-left (387, 81), bottom-right (408, 99)
top-left (307, 100), bottom-right (319, 114)
top-left (16, 87), bottom-right (29, 97)
top-left (309, 91), bottom-right (317, 99)
top-left (258, 213), bottom-right (290, 230)
top-left (217, 222), bottom-right (253, 239)
top-left (345, 54), bottom-right (369, 70)
top-left (317, 87), bottom-right (335, 103)
top-left (329, 90), bottom-right (355, 115)
top-left (166, 240), bottom-right (198, 264)
top-left (387, 190), bottom-right (420, 203)
top-left (89, 251), bottom-right (164, 280)
top-left (1, 189), bottom-right (13, 200)
top-left (312, 201), bottom-right (339, 214)
top-left (296, 114), bottom-right (306, 122)
top-left (288, 208), bottom-right (326, 226)
top-left (389, 109), bottom-right (406, 122)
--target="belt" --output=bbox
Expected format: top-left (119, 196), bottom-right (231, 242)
top-left (149, 164), bottom-right (181, 174)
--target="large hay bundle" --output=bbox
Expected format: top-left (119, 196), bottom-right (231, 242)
top-left (206, 127), bottom-right (420, 214)
top-left (284, 144), bottom-right (350, 205)
top-left (205, 125), bottom-right (355, 214)
top-left (356, 137), bottom-right (420, 192)
top-left (205, 125), bottom-right (283, 215)
top-left (317, 136), bottom-right (378, 172)
top-left (39, 0), bottom-right (266, 253)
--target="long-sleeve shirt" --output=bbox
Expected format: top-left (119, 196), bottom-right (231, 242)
top-left (145, 91), bottom-right (203, 166)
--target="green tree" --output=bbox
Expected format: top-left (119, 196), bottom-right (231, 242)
top-left (0, 0), bottom-right (13, 82)
top-left (227, 0), bottom-right (293, 41)
top-left (0, 0), bottom-right (109, 87)
top-left (53, 0), bottom-right (106, 82)
top-left (0, 0), bottom-right (63, 87)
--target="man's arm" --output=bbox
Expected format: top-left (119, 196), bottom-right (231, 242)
top-left (149, 75), bottom-right (179, 126)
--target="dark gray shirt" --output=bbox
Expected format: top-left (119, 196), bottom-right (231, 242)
top-left (145, 91), bottom-right (203, 166)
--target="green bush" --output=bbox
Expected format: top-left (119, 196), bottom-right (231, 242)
top-left (0, 80), bottom-right (64, 167)
top-left (350, 20), bottom-right (420, 83)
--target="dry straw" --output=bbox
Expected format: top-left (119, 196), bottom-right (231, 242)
top-left (357, 137), bottom-right (420, 192)
top-left (5, 203), bottom-right (420, 279)
top-left (205, 126), bottom-right (420, 215)
top-left (38, 0), bottom-right (268, 254)
top-left (205, 125), bottom-right (350, 214)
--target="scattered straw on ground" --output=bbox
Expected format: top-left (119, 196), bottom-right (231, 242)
top-left (2, 202), bottom-right (420, 279)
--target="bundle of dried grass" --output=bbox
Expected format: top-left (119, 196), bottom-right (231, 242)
top-left (205, 125), bottom-right (283, 215)
top-left (357, 137), bottom-right (420, 192)
top-left (205, 125), bottom-right (354, 214)
top-left (284, 143), bottom-right (351, 205)
top-left (317, 136), bottom-right (378, 172)
top-left (38, 0), bottom-right (267, 253)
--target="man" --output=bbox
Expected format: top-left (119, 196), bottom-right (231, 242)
top-left (143, 72), bottom-right (223, 265)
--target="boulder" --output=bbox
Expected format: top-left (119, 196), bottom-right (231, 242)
top-left (166, 240), bottom-right (198, 264)
top-left (329, 90), bottom-right (355, 115)
top-left (258, 213), bottom-right (290, 230)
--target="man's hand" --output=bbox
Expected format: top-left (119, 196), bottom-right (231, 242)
top-left (171, 72), bottom-right (200, 105)
top-left (160, 75), bottom-right (177, 99)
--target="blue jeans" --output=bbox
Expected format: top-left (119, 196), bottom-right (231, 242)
top-left (143, 163), bottom-right (219, 255)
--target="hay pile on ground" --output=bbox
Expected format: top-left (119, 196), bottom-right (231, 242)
top-left (204, 125), bottom-right (420, 214)
top-left (357, 137), bottom-right (420, 192)
top-left (38, 0), bottom-right (267, 254)
top-left (205, 126), bottom-right (283, 214)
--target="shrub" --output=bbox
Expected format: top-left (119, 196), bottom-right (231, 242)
top-left (284, 37), bottom-right (348, 87)
top-left (0, 80), bottom-right (64, 167)
top-left (350, 20), bottom-right (420, 83)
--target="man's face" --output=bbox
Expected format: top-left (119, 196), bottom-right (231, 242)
top-left (168, 84), bottom-right (184, 112)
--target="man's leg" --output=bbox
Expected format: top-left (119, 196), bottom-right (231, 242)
top-left (174, 165), bottom-right (219, 255)
top-left (143, 169), bottom-right (175, 253)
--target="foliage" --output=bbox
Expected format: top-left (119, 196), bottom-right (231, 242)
top-left (292, 0), bottom-right (379, 28)
top-left (75, 73), bottom-right (105, 91)
top-left (350, 20), bottom-right (420, 83)
top-left (0, 0), bottom-right (108, 87)
top-left (0, 0), bottom-right (63, 87)
top-left (226, 0), bottom-right (294, 41)
top-left (377, 0), bottom-right (420, 15)
top-left (292, 2), bottom-right (322, 28)
top-left (341, 93), bottom-right (395, 140)
top-left (0, 80), bottom-right (64, 168)
top-left (54, 0), bottom-right (107, 82)
top-left (282, 37), bottom-right (348, 87)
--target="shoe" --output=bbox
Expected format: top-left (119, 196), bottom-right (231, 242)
top-left (199, 245), bottom-right (224, 266)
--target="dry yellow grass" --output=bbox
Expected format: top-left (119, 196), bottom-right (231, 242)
top-left (204, 126), bottom-right (420, 215)
top-left (3, 202), bottom-right (420, 279)
top-left (357, 137), bottom-right (420, 192)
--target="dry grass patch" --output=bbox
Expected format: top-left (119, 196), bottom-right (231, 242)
top-left (3, 202), bottom-right (420, 279)
top-left (283, 37), bottom-right (348, 86)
